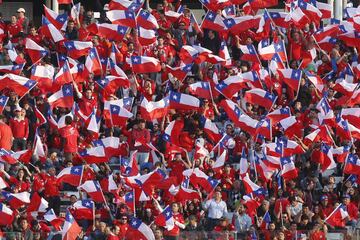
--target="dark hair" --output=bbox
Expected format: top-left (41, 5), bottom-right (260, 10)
top-left (65, 116), bottom-right (73, 125)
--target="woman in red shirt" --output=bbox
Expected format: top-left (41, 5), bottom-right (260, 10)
top-left (7, 15), bottom-right (23, 43)
top-left (0, 167), bottom-right (31, 192)
top-left (164, 202), bottom-right (185, 239)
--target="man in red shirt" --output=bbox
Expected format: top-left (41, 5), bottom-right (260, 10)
top-left (130, 119), bottom-right (150, 166)
top-left (59, 116), bottom-right (79, 161)
top-left (43, 167), bottom-right (61, 215)
top-left (74, 84), bottom-right (98, 116)
top-left (0, 115), bottom-right (13, 150)
top-left (9, 107), bottom-right (29, 150)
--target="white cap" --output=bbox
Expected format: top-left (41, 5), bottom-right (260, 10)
top-left (17, 8), bottom-right (26, 13)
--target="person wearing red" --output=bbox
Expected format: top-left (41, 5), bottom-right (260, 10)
top-left (7, 15), bottom-right (23, 43)
top-left (168, 152), bottom-right (191, 184)
top-left (27, 26), bottom-right (42, 44)
top-left (220, 163), bottom-right (236, 191)
top-left (318, 195), bottom-right (333, 219)
top-left (0, 116), bottom-right (13, 150)
top-left (213, 217), bottom-right (235, 240)
top-left (309, 222), bottom-right (327, 240)
top-left (74, 84), bottom-right (98, 116)
top-left (113, 215), bottom-right (129, 239)
top-left (42, 167), bottom-right (61, 215)
top-left (59, 116), bottom-right (79, 161)
top-left (130, 119), bottom-right (151, 165)
top-left (163, 202), bottom-right (185, 239)
top-left (9, 107), bottom-right (29, 151)
top-left (0, 166), bottom-right (31, 192)
top-left (342, 194), bottom-right (359, 226)
top-left (16, 8), bottom-right (29, 33)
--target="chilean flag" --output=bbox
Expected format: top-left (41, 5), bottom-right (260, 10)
top-left (239, 148), bottom-right (249, 179)
top-left (79, 146), bottom-right (107, 164)
top-left (183, 168), bottom-right (219, 192)
top-left (179, 45), bottom-right (199, 64)
top-left (286, 7), bottom-right (310, 27)
top-left (313, 24), bottom-right (339, 42)
top-left (166, 64), bottom-right (193, 81)
top-left (64, 41), bottom-right (93, 59)
top-left (277, 69), bottom-right (302, 91)
top-left (169, 185), bottom-right (201, 202)
top-left (25, 38), bottom-right (47, 64)
top-left (0, 204), bottom-right (13, 226)
top-left (0, 95), bottom-right (8, 114)
top-left (333, 145), bottom-right (351, 163)
top-left (279, 116), bottom-right (301, 138)
top-left (280, 156), bottom-right (298, 180)
top-left (138, 27), bottom-right (157, 46)
top-left (0, 74), bottom-right (37, 98)
top-left (72, 200), bottom-right (95, 220)
top-left (243, 173), bottom-right (266, 195)
top-left (106, 10), bottom-right (136, 28)
top-left (0, 176), bottom-right (8, 190)
top-left (220, 99), bottom-right (242, 124)
top-left (203, 117), bottom-right (222, 143)
top-left (78, 180), bottom-right (105, 203)
top-left (334, 80), bottom-right (357, 96)
top-left (139, 96), bottom-right (169, 120)
top-left (0, 149), bottom-right (17, 164)
top-left (41, 16), bottom-right (64, 43)
top-left (305, 71), bottom-right (324, 92)
top-left (56, 165), bottom-right (83, 186)
top-left (27, 192), bottom-right (48, 216)
top-left (43, 4), bottom-right (68, 31)
top-left (61, 211), bottom-right (82, 240)
top-left (0, 64), bottom-right (24, 75)
top-left (169, 91), bottom-right (200, 110)
top-left (244, 88), bottom-right (277, 109)
top-left (108, 0), bottom-right (141, 11)
top-left (92, 137), bottom-right (123, 157)
top-left (256, 118), bottom-right (272, 140)
top-left (137, 9), bottom-right (159, 29)
top-left (85, 48), bottom-right (102, 76)
top-left (189, 81), bottom-right (211, 99)
top-left (54, 61), bottom-right (73, 89)
top-left (121, 150), bottom-right (139, 176)
top-left (341, 108), bottom-right (360, 129)
top-left (212, 150), bottom-right (227, 173)
top-left (219, 40), bottom-right (232, 66)
top-left (123, 191), bottom-right (135, 212)
top-left (258, 40), bottom-right (286, 61)
top-left (344, 154), bottom-right (360, 175)
top-left (267, 107), bottom-right (291, 124)
top-left (127, 56), bottom-right (161, 73)
top-left (317, 143), bottom-right (336, 172)
top-left (109, 103), bottom-right (133, 126)
top-left (201, 11), bottom-right (226, 32)
top-left (154, 206), bottom-right (175, 230)
top-left (103, 98), bottom-right (133, 120)
top-left (97, 23), bottom-right (128, 41)
top-left (325, 204), bottom-right (349, 227)
top-left (31, 65), bottom-right (54, 92)
top-left (237, 114), bottom-right (259, 136)
top-left (2, 191), bottom-right (30, 209)
top-left (48, 84), bottom-right (74, 109)
top-left (7, 46), bottom-right (26, 64)
top-left (163, 120), bottom-right (184, 144)
top-left (297, 0), bottom-right (322, 23)
top-left (240, 44), bottom-right (259, 63)
top-left (44, 209), bottom-right (64, 231)
top-left (335, 117), bottom-right (352, 141)
top-left (223, 15), bottom-right (259, 34)
top-left (215, 75), bottom-right (247, 99)
top-left (96, 75), bottom-right (130, 96)
top-left (128, 217), bottom-right (155, 240)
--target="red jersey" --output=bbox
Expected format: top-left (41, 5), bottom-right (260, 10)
top-left (164, 212), bottom-right (184, 236)
top-left (9, 118), bottom-right (29, 139)
top-left (60, 125), bottom-right (79, 153)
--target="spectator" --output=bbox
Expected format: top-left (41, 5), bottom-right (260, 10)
top-left (9, 107), bottom-right (29, 150)
top-left (233, 203), bottom-right (252, 237)
top-left (0, 115), bottom-right (13, 150)
top-left (202, 190), bottom-right (228, 231)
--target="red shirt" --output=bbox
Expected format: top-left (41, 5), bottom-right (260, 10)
top-left (43, 174), bottom-right (60, 197)
top-left (60, 125), bottom-right (79, 153)
top-left (7, 176), bottom-right (30, 192)
top-left (78, 96), bottom-right (97, 116)
top-left (310, 231), bottom-right (326, 240)
top-left (130, 128), bottom-right (150, 152)
top-left (168, 160), bottom-right (186, 184)
top-left (0, 122), bottom-right (13, 150)
top-left (7, 23), bottom-right (22, 38)
top-left (9, 118), bottom-right (29, 139)
top-left (178, 132), bottom-right (194, 152)
top-left (164, 212), bottom-right (184, 236)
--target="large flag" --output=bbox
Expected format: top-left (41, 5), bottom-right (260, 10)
top-left (201, 11), bottom-right (226, 32)
top-left (1, 191), bottom-right (30, 209)
top-left (25, 38), bottom-right (47, 63)
top-left (277, 69), bottom-right (302, 91)
top-left (57, 165), bottom-right (84, 186)
top-left (244, 88), bottom-right (277, 109)
top-left (78, 180), bottom-right (106, 203)
top-left (137, 9), bottom-right (159, 29)
top-left (168, 91), bottom-right (200, 110)
top-left (0, 74), bottom-right (37, 98)
top-left (183, 168), bottom-right (219, 192)
top-left (128, 217), bottom-right (155, 240)
top-left (48, 84), bottom-right (74, 109)
top-left (106, 10), bottom-right (136, 28)
top-left (139, 97), bottom-right (169, 120)
top-left (154, 205), bottom-right (175, 230)
top-left (72, 200), bottom-right (95, 220)
top-left (127, 56), bottom-right (161, 73)
top-left (43, 4), bottom-right (68, 31)
top-left (64, 41), bottom-right (93, 59)
top-left (41, 16), bottom-right (64, 42)
top-left (79, 146), bottom-right (108, 164)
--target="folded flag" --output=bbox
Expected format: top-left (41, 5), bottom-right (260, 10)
top-left (31, 65), bottom-right (55, 93)
top-left (121, 150), bottom-right (139, 176)
top-left (267, 107), bottom-right (291, 124)
top-left (259, 40), bottom-right (286, 61)
top-left (27, 192), bottom-right (48, 216)
top-left (138, 27), bottom-right (157, 46)
top-left (166, 63), bottom-right (193, 82)
top-left (85, 47), bottom-right (102, 76)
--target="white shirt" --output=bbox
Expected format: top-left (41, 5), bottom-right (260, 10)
top-left (204, 199), bottom-right (228, 219)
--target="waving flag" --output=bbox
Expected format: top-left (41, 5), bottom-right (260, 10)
top-left (215, 75), bottom-right (247, 99)
top-left (137, 9), bottom-right (159, 29)
top-left (341, 108), bottom-right (360, 128)
top-left (0, 64), bottom-right (24, 75)
top-left (31, 65), bottom-right (55, 92)
top-left (48, 84), bottom-right (74, 109)
top-left (109, 102), bottom-right (133, 126)
top-left (280, 156), bottom-right (298, 180)
top-left (179, 45), bottom-right (199, 64)
top-left (2, 191), bottom-right (30, 209)
top-left (127, 56), bottom-right (161, 73)
top-left (93, 137), bottom-right (123, 157)
top-left (220, 99), bottom-right (242, 124)
top-left (313, 25), bottom-right (339, 42)
top-left (169, 91), bottom-right (200, 110)
top-left (96, 23), bottom-right (128, 41)
top-left (138, 27), bottom-right (157, 46)
top-left (128, 217), bottom-right (155, 240)
top-left (43, 4), bottom-right (68, 31)
top-left (27, 192), bottom-right (48, 216)
top-left (317, 143), bottom-right (336, 172)
top-left (0, 204), bottom-right (13, 226)
top-left (305, 71), bottom-right (324, 92)
top-left (7, 46), bottom-right (26, 64)
top-left (0, 74), bottom-right (37, 98)
top-left (140, 97), bottom-right (169, 120)
top-left (165, 10), bottom-right (183, 23)
top-left (123, 191), bottom-right (135, 212)
top-left (201, 11), bottom-right (226, 32)
top-left (219, 40), bottom-right (232, 66)
top-left (96, 75), bottom-right (130, 96)
top-left (335, 117), bottom-right (352, 141)
top-left (183, 168), bottom-right (219, 192)
top-left (79, 146), bottom-right (107, 164)
top-left (244, 88), bottom-right (277, 109)
top-left (169, 185), bottom-right (201, 202)
top-left (121, 150), bottom-right (139, 176)
top-left (85, 48), bottom-right (102, 76)
top-left (41, 16), bottom-right (64, 42)
top-left (277, 69), bottom-right (302, 91)
top-left (163, 120), bottom-right (184, 144)
top-left (223, 16), bottom-right (259, 34)
top-left (44, 209), bottom-right (64, 231)
top-left (61, 211), bottom-right (82, 240)
top-left (203, 118), bottom-right (222, 143)
top-left (166, 64), bottom-right (193, 81)
top-left (78, 180), bottom-right (105, 203)
top-left (154, 205), bottom-right (175, 230)
top-left (72, 200), bottom-right (95, 220)
top-left (189, 81), bottom-right (211, 99)
top-left (243, 173), bottom-right (266, 196)
top-left (108, 0), bottom-right (141, 10)
top-left (239, 148), bottom-right (249, 179)
top-left (344, 154), bottom-right (360, 175)
top-left (285, 7), bottom-right (310, 27)
top-left (325, 204), bottom-right (349, 227)
top-left (57, 165), bottom-right (83, 186)
top-left (258, 40), bottom-right (286, 61)
top-left (267, 107), bottom-right (291, 124)
top-left (64, 41), bottom-right (93, 59)
top-left (53, 61), bottom-right (73, 89)
top-left (239, 44), bottom-right (259, 63)
top-left (106, 10), bottom-right (136, 28)
top-left (0, 96), bottom-right (8, 114)
top-left (25, 38), bottom-right (47, 63)
top-left (212, 150), bottom-right (227, 173)
top-left (256, 118), bottom-right (272, 140)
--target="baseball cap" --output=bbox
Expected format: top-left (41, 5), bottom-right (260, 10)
top-left (320, 195), bottom-right (328, 201)
top-left (17, 8), bottom-right (25, 13)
